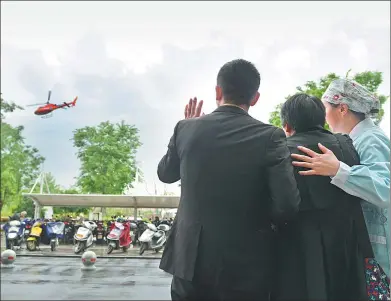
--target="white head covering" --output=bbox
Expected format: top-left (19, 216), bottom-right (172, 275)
top-left (322, 79), bottom-right (380, 116)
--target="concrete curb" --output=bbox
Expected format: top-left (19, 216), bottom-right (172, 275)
top-left (16, 254), bottom-right (161, 260)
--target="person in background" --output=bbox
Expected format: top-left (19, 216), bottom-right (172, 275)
top-left (291, 79), bottom-right (390, 277)
top-left (274, 93), bottom-right (372, 300)
top-left (76, 213), bottom-right (85, 225)
top-left (10, 211), bottom-right (27, 221)
top-left (153, 216), bottom-right (160, 227)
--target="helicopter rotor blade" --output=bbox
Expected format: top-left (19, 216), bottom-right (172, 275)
top-left (26, 103), bottom-right (47, 107)
top-left (47, 90), bottom-right (52, 102)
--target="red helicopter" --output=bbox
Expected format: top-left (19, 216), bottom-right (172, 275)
top-left (27, 90), bottom-right (78, 118)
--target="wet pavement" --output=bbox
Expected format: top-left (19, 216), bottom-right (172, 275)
top-left (1, 256), bottom-right (171, 300)
top-left (1, 244), bottom-right (163, 258)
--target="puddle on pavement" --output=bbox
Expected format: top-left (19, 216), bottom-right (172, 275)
top-left (59, 267), bottom-right (77, 276)
top-left (10, 279), bottom-right (52, 285)
top-left (121, 280), bottom-right (136, 286)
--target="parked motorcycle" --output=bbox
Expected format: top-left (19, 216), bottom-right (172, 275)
top-left (132, 220), bottom-right (147, 246)
top-left (26, 221), bottom-right (65, 251)
top-left (106, 219), bottom-right (132, 254)
top-left (5, 219), bottom-right (25, 250)
top-left (23, 218), bottom-right (34, 240)
top-left (63, 220), bottom-right (75, 244)
top-left (95, 221), bottom-right (106, 245)
top-left (130, 222), bottom-right (138, 245)
top-left (138, 223), bottom-right (170, 255)
top-left (73, 221), bottom-right (97, 254)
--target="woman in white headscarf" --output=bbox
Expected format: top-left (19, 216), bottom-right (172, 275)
top-left (291, 78), bottom-right (390, 277)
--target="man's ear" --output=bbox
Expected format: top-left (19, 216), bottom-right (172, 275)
top-left (283, 123), bottom-right (294, 137)
top-left (250, 92), bottom-right (260, 107)
top-left (215, 86), bottom-right (223, 101)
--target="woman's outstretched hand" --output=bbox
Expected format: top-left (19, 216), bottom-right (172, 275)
top-left (291, 143), bottom-right (341, 177)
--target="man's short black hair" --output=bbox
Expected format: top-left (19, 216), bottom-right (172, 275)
top-left (280, 93), bottom-right (326, 133)
top-left (217, 59), bottom-right (261, 106)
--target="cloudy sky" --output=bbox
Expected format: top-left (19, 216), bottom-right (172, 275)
top-left (1, 1), bottom-right (390, 192)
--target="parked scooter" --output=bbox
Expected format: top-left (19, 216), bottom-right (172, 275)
top-left (138, 223), bottom-right (170, 255)
top-left (132, 220), bottom-right (148, 246)
top-left (73, 221), bottom-right (97, 254)
top-left (63, 220), bottom-right (75, 244)
top-left (130, 222), bottom-right (138, 245)
top-left (26, 220), bottom-right (64, 251)
top-left (106, 219), bottom-right (132, 254)
top-left (23, 218), bottom-right (34, 240)
top-left (95, 221), bottom-right (106, 245)
top-left (5, 219), bottom-right (25, 250)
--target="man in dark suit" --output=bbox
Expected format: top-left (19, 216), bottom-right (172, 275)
top-left (157, 59), bottom-right (301, 300)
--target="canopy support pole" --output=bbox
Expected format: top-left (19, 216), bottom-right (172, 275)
top-left (133, 197), bottom-right (138, 221)
top-left (34, 200), bottom-right (41, 220)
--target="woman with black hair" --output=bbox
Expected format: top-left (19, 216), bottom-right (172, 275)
top-left (273, 93), bottom-right (372, 301)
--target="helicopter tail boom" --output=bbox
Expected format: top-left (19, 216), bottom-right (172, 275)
top-left (71, 96), bottom-right (78, 106)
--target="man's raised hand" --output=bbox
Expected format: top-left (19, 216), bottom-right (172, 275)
top-left (184, 97), bottom-right (204, 119)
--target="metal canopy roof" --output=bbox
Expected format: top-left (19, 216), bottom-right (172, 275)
top-left (22, 193), bottom-right (180, 208)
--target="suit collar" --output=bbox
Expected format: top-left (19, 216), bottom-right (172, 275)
top-left (296, 125), bottom-right (329, 133)
top-left (213, 105), bottom-right (249, 116)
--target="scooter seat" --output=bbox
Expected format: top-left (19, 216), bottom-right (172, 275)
top-left (153, 232), bottom-right (163, 238)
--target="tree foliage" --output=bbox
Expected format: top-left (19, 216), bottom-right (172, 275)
top-left (73, 121), bottom-right (141, 194)
top-left (1, 94), bottom-right (23, 120)
top-left (1, 96), bottom-right (45, 214)
top-left (52, 186), bottom-right (91, 216)
top-left (268, 70), bottom-right (388, 128)
top-left (16, 175), bottom-right (90, 217)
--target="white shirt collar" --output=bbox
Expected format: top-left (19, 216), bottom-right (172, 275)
top-left (349, 118), bottom-right (375, 141)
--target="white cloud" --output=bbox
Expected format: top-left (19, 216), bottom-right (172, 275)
top-left (275, 47), bottom-right (312, 71)
top-left (1, 1), bottom-right (390, 190)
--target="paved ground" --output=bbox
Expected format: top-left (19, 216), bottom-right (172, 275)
top-left (1, 256), bottom-right (171, 300)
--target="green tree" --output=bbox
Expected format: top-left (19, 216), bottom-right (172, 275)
top-left (29, 172), bottom-right (62, 194)
top-left (53, 186), bottom-right (91, 216)
top-left (73, 121), bottom-right (141, 195)
top-left (1, 94), bottom-right (23, 120)
top-left (268, 71), bottom-right (388, 128)
top-left (1, 96), bottom-right (44, 214)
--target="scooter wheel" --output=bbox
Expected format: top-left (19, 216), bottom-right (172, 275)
top-left (8, 241), bottom-right (14, 251)
top-left (26, 240), bottom-right (36, 251)
top-left (139, 243), bottom-right (147, 255)
top-left (50, 241), bottom-right (56, 252)
top-left (155, 247), bottom-right (162, 253)
top-left (107, 245), bottom-right (114, 254)
top-left (122, 246), bottom-right (129, 252)
top-left (74, 242), bottom-right (83, 254)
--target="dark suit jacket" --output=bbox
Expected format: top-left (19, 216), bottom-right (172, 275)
top-left (157, 106), bottom-right (301, 293)
top-left (274, 127), bottom-right (373, 300)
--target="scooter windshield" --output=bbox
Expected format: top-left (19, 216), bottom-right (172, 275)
top-left (47, 222), bottom-right (65, 235)
top-left (110, 228), bottom-right (121, 236)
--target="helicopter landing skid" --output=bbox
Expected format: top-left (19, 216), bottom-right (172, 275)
top-left (41, 113), bottom-right (53, 119)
